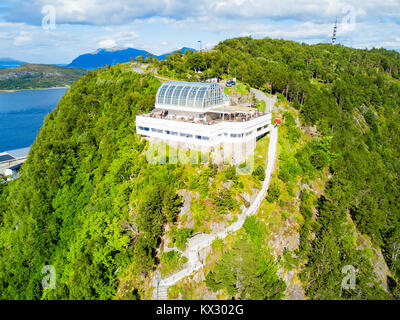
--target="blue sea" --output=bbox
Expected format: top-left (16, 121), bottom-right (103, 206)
top-left (0, 88), bottom-right (68, 153)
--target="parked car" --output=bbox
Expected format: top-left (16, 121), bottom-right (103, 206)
top-left (226, 79), bottom-right (236, 87)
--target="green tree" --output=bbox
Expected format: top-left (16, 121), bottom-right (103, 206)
top-left (266, 182), bottom-right (280, 203)
top-left (206, 236), bottom-right (285, 300)
top-left (252, 165), bottom-right (265, 181)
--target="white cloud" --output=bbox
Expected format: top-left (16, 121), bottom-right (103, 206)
top-left (97, 30), bottom-right (139, 48)
top-left (13, 32), bottom-right (32, 46)
top-left (205, 41), bottom-right (217, 50)
top-left (5, 0), bottom-right (400, 25)
top-left (98, 38), bottom-right (117, 48)
top-left (0, 0), bottom-right (399, 63)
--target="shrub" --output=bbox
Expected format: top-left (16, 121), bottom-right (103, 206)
top-left (173, 228), bottom-right (193, 251)
top-left (214, 188), bottom-right (237, 214)
top-left (252, 165), bottom-right (265, 181)
top-left (224, 165), bottom-right (238, 181)
top-left (160, 250), bottom-right (187, 276)
top-left (266, 182), bottom-right (280, 203)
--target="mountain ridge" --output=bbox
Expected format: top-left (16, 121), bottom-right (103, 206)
top-left (68, 46), bottom-right (196, 69)
top-left (0, 58), bottom-right (27, 69)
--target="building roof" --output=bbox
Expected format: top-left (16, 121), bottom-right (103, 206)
top-left (6, 147), bottom-right (30, 159)
top-left (210, 103), bottom-right (257, 114)
top-left (155, 81), bottom-right (224, 110)
top-left (0, 154), bottom-right (14, 164)
top-left (8, 163), bottom-right (23, 171)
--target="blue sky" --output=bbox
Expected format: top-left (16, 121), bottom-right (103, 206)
top-left (0, 0), bottom-right (399, 64)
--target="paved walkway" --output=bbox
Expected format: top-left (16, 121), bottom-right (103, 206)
top-left (251, 88), bottom-right (277, 113)
top-left (154, 124), bottom-right (278, 294)
top-left (130, 64), bottom-right (172, 82)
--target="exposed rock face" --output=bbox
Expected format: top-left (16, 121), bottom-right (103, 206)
top-left (177, 189), bottom-right (199, 229)
top-left (210, 221), bottom-right (226, 234)
top-left (269, 217), bottom-right (299, 257)
top-left (0, 71), bottom-right (41, 80)
top-left (268, 213), bottom-right (305, 300)
top-left (0, 71), bottom-right (64, 80)
top-left (278, 268), bottom-right (306, 300)
top-left (222, 180), bottom-right (233, 189)
top-left (44, 72), bottom-right (63, 77)
top-left (241, 192), bottom-right (250, 202)
top-left (357, 231), bottom-right (392, 292)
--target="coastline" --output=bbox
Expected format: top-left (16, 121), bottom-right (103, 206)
top-left (0, 86), bottom-right (70, 93)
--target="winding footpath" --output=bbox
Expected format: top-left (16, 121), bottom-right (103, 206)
top-left (153, 124), bottom-right (278, 299)
top-left (129, 64), bottom-right (281, 299)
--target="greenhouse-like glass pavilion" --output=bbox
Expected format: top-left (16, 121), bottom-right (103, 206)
top-left (155, 81), bottom-right (224, 110)
top-left (136, 80), bottom-right (272, 156)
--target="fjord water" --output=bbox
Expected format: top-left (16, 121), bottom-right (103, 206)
top-left (0, 88), bottom-right (67, 152)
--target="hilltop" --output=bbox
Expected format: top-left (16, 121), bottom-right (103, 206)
top-left (0, 38), bottom-right (399, 300)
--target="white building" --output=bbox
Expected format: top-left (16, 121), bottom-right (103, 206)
top-left (3, 163), bottom-right (23, 181)
top-left (136, 81), bottom-right (272, 164)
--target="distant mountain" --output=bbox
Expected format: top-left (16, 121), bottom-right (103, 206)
top-left (156, 47), bottom-right (196, 60)
top-left (68, 48), bottom-right (151, 70)
top-left (0, 58), bottom-right (28, 69)
top-left (0, 64), bottom-right (86, 90)
top-left (68, 47), bottom-right (197, 70)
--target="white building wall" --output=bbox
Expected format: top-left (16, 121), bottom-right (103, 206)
top-left (136, 113), bottom-right (271, 148)
top-left (136, 113), bottom-right (271, 165)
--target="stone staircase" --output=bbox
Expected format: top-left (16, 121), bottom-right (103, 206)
top-left (150, 125), bottom-right (278, 299)
top-left (156, 285), bottom-right (169, 300)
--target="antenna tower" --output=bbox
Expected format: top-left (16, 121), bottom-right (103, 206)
top-left (331, 17), bottom-right (338, 44)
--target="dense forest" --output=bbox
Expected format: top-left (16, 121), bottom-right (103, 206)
top-left (0, 37), bottom-right (399, 299)
top-left (0, 65), bottom-right (175, 299)
top-left (0, 64), bottom-right (86, 90)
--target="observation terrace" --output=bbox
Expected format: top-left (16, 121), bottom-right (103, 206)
top-left (136, 80), bottom-right (272, 148)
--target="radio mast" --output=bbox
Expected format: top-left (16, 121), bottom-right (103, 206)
top-left (331, 16), bottom-right (338, 45)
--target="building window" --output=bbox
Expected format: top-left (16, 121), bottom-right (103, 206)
top-left (202, 136), bottom-right (210, 141)
top-left (196, 135), bottom-right (202, 140)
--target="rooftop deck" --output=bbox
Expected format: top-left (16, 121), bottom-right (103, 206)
top-left (140, 108), bottom-right (269, 126)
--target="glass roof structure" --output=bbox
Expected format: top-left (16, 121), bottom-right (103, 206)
top-left (155, 81), bottom-right (224, 110)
